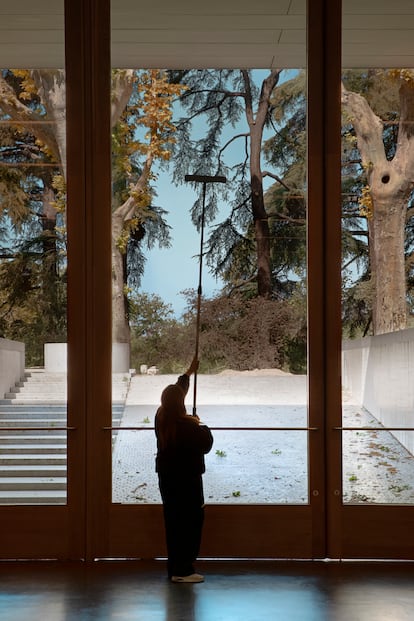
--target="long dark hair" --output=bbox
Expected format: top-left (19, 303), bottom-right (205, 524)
top-left (156, 384), bottom-right (187, 450)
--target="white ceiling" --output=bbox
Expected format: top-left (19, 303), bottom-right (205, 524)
top-left (0, 0), bottom-right (414, 69)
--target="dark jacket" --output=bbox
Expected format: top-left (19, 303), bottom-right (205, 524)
top-left (155, 375), bottom-right (213, 476)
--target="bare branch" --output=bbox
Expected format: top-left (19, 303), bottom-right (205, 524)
top-left (218, 132), bottom-right (249, 157)
top-left (262, 170), bottom-right (291, 191)
top-left (181, 88), bottom-right (245, 101)
top-left (342, 255), bottom-right (364, 271)
top-left (227, 274), bottom-right (257, 296)
top-left (241, 70), bottom-right (254, 125)
top-left (270, 212), bottom-right (306, 225)
top-left (0, 73), bottom-right (61, 164)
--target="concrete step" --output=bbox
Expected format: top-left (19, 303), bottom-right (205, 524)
top-left (4, 370), bottom-right (130, 403)
top-left (0, 368), bottom-right (127, 503)
top-left (0, 399), bottom-right (67, 405)
top-left (0, 411), bottom-right (66, 419)
top-left (0, 445), bottom-right (66, 454)
top-left (8, 384), bottom-right (67, 391)
top-left (0, 419), bottom-right (67, 428)
top-left (0, 431), bottom-right (67, 439)
top-left (0, 477), bottom-right (66, 491)
top-left (0, 405), bottom-right (66, 412)
top-left (0, 396), bottom-right (66, 406)
top-left (5, 393), bottom-right (67, 401)
top-left (0, 454), bottom-right (67, 465)
top-left (1, 465), bottom-right (66, 477)
top-left (0, 435), bottom-right (67, 444)
top-left (0, 490), bottom-right (66, 504)
top-left (13, 384), bottom-right (66, 390)
top-left (0, 404), bottom-right (123, 412)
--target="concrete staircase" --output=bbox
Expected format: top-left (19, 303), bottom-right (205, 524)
top-left (0, 370), bottom-right (128, 505)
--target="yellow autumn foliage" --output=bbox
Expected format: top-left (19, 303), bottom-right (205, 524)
top-left (11, 69), bottom-right (38, 100)
top-left (115, 69), bottom-right (186, 252)
top-left (386, 69), bottom-right (414, 87)
top-left (359, 185), bottom-right (373, 219)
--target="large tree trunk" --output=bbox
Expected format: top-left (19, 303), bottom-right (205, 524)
top-left (243, 69), bottom-right (280, 298)
top-left (41, 184), bottom-right (58, 279)
top-left (41, 184), bottom-right (61, 338)
top-left (251, 170), bottom-right (271, 298)
top-left (111, 213), bottom-right (130, 344)
top-left (31, 71), bottom-right (66, 171)
top-left (111, 148), bottom-right (153, 344)
top-left (368, 195), bottom-right (407, 334)
top-left (342, 80), bottom-right (414, 334)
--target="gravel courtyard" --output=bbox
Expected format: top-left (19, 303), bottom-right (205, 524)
top-left (112, 371), bottom-right (414, 506)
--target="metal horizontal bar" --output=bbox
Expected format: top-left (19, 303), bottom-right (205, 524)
top-left (333, 427), bottom-right (414, 432)
top-left (103, 426), bottom-right (318, 432)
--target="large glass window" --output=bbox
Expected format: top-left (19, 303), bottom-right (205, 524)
top-left (341, 2), bottom-right (414, 505)
top-left (109, 69), bottom-right (309, 506)
top-left (0, 1), bottom-right (66, 506)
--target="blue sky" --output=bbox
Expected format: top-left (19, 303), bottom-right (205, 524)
top-left (140, 173), bottom-right (225, 317)
top-left (139, 70), bottom-right (290, 317)
top-left (140, 160), bottom-right (277, 317)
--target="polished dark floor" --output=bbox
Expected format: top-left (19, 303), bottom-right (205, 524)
top-left (1, 559), bottom-right (414, 621)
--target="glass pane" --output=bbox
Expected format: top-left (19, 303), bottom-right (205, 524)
top-left (112, 376), bottom-right (308, 505)
top-left (341, 2), bottom-right (414, 504)
top-left (0, 1), bottom-right (66, 505)
top-left (111, 3), bottom-right (308, 506)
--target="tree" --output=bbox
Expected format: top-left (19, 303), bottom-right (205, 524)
top-left (0, 69), bottom-right (182, 360)
top-left (128, 289), bottom-right (306, 374)
top-left (0, 70), bottom-right (67, 361)
top-left (264, 69), bottom-right (414, 336)
top-left (182, 290), bottom-right (304, 372)
top-left (110, 70), bottom-right (183, 345)
top-left (341, 69), bottom-right (414, 334)
top-left (129, 292), bottom-right (193, 373)
top-left (170, 69), bottom-right (281, 298)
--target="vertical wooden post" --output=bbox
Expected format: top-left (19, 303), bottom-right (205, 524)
top-left (307, 0), bottom-right (342, 558)
top-left (65, 0), bottom-right (112, 560)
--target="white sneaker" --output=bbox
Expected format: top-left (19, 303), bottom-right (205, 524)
top-left (171, 573), bottom-right (204, 583)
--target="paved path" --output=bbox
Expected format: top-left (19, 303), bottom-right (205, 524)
top-left (112, 372), bottom-right (414, 505)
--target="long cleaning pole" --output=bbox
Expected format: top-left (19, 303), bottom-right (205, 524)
top-left (185, 174), bottom-right (226, 416)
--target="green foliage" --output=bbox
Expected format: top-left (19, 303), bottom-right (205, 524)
top-left (169, 69), bottom-right (280, 297)
top-left (0, 69), bottom-right (177, 364)
top-left (262, 68), bottom-right (414, 335)
top-left (129, 287), bottom-right (307, 374)
top-left (185, 289), bottom-right (306, 373)
top-left (0, 70), bottom-right (67, 362)
top-left (342, 69), bottom-right (399, 120)
top-left (341, 280), bottom-right (373, 338)
top-left (0, 247), bottom-right (67, 365)
top-left (215, 450), bottom-right (227, 457)
top-left (129, 292), bottom-right (193, 373)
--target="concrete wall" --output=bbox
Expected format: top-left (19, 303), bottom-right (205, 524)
top-left (342, 328), bottom-right (414, 454)
top-left (44, 342), bottom-right (67, 372)
top-left (44, 342), bottom-right (130, 374)
top-left (0, 338), bottom-right (25, 398)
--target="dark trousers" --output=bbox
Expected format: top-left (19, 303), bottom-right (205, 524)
top-left (158, 473), bottom-right (205, 578)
